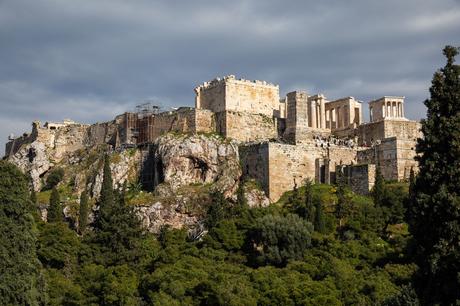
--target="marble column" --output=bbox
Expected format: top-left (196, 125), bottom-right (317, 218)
top-left (311, 100), bottom-right (317, 128)
top-left (320, 99), bottom-right (325, 129)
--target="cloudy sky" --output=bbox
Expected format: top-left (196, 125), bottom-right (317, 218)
top-left (1, 0), bottom-right (459, 155)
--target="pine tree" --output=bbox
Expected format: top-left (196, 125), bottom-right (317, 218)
top-left (0, 161), bottom-right (43, 305)
top-left (314, 200), bottom-right (326, 234)
top-left (79, 190), bottom-right (89, 235)
top-left (47, 187), bottom-right (61, 223)
top-left (408, 46), bottom-right (460, 304)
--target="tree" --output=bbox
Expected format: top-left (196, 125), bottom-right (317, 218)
top-left (0, 161), bottom-right (43, 305)
top-left (249, 214), bottom-right (313, 266)
top-left (372, 167), bottom-right (385, 207)
top-left (79, 191), bottom-right (89, 235)
top-left (47, 187), bottom-right (62, 223)
top-left (30, 188), bottom-right (41, 222)
top-left (335, 169), bottom-right (349, 227)
top-left (43, 167), bottom-right (64, 190)
top-left (408, 46), bottom-right (460, 304)
top-left (205, 191), bottom-right (232, 229)
top-left (294, 179), bottom-right (315, 223)
top-left (92, 155), bottom-right (144, 266)
top-left (314, 200), bottom-right (326, 234)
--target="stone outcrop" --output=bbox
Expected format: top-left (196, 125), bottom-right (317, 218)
top-left (89, 150), bottom-right (141, 198)
top-left (153, 133), bottom-right (242, 198)
top-left (243, 181), bottom-right (270, 208)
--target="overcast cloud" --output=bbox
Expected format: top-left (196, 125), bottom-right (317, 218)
top-left (1, 0), bottom-right (459, 156)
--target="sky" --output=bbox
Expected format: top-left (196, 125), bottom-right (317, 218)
top-left (1, 0), bottom-right (459, 156)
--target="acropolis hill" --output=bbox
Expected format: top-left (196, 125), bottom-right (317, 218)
top-left (5, 75), bottom-right (421, 203)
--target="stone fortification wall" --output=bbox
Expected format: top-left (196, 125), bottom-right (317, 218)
top-left (383, 120), bottom-right (421, 140)
top-left (137, 108), bottom-right (216, 144)
top-left (195, 75), bottom-right (280, 117)
top-left (85, 121), bottom-right (118, 147)
top-left (241, 141), bottom-right (361, 202)
top-left (339, 164), bottom-right (376, 195)
top-left (216, 111), bottom-right (278, 142)
top-left (357, 137), bottom-right (418, 181)
top-left (239, 143), bottom-right (270, 194)
top-left (356, 119), bottom-right (421, 146)
top-left (5, 123), bottom-right (38, 157)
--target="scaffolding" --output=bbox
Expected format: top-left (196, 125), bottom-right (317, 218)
top-left (134, 101), bottom-right (162, 144)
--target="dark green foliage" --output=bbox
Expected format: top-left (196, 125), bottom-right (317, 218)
top-left (43, 167), bottom-right (64, 190)
top-left (294, 179), bottom-right (315, 223)
top-left (314, 200), bottom-right (326, 234)
top-left (372, 167), bottom-right (385, 207)
top-left (30, 188), bottom-right (42, 222)
top-left (47, 187), bottom-right (62, 223)
top-left (205, 191), bottom-right (232, 229)
top-left (37, 222), bottom-right (80, 269)
top-left (44, 269), bottom-right (83, 306)
top-left (335, 172), bottom-right (352, 227)
top-left (78, 191), bottom-right (89, 235)
top-left (0, 148), bottom-right (432, 304)
top-left (249, 214), bottom-right (313, 266)
top-left (408, 46), bottom-right (460, 304)
top-left (0, 161), bottom-right (43, 305)
top-left (78, 264), bottom-right (140, 305)
top-left (94, 155), bottom-right (114, 232)
top-left (92, 155), bottom-right (144, 267)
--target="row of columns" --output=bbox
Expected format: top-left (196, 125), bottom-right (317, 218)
top-left (383, 101), bottom-right (404, 118)
top-left (326, 106), bottom-right (347, 129)
top-left (309, 99), bottom-right (326, 129)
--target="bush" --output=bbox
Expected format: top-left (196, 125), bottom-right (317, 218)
top-left (248, 214), bottom-right (313, 266)
top-left (44, 168), bottom-right (64, 190)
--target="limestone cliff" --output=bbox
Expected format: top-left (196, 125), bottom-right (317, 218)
top-left (7, 129), bottom-right (261, 234)
top-left (153, 133), bottom-right (241, 198)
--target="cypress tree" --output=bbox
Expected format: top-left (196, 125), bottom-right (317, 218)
top-left (92, 155), bottom-right (143, 266)
top-left (372, 166), bottom-right (385, 207)
top-left (47, 187), bottom-right (61, 223)
top-left (314, 200), bottom-right (326, 234)
top-left (79, 190), bottom-right (89, 235)
top-left (30, 188), bottom-right (41, 222)
top-left (0, 161), bottom-right (43, 305)
top-left (295, 179), bottom-right (315, 223)
top-left (206, 191), bottom-right (231, 229)
top-left (408, 46), bottom-right (460, 304)
top-left (335, 169), bottom-right (348, 227)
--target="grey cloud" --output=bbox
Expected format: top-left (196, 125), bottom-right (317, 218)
top-left (1, 0), bottom-right (459, 155)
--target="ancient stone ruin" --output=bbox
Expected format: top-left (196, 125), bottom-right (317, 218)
top-left (4, 75), bottom-right (421, 202)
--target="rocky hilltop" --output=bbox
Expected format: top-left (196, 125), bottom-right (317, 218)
top-left (5, 124), bottom-right (269, 233)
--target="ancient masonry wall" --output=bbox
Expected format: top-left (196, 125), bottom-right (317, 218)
top-left (241, 142), bottom-right (361, 202)
top-left (137, 108), bottom-right (216, 144)
top-left (195, 76), bottom-right (280, 117)
top-left (216, 111), bottom-right (278, 142)
top-left (340, 164), bottom-right (376, 195)
top-left (356, 119), bottom-right (421, 146)
top-left (239, 143), bottom-right (270, 194)
top-left (357, 137), bottom-right (418, 181)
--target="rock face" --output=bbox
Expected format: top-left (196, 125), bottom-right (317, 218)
top-left (244, 184), bottom-right (270, 208)
top-left (8, 141), bottom-right (51, 190)
top-left (153, 133), bottom-right (242, 198)
top-left (89, 150), bottom-right (141, 199)
top-left (8, 131), bottom-right (247, 234)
